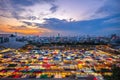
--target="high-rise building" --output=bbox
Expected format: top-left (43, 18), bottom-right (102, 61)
top-left (0, 34), bottom-right (10, 43)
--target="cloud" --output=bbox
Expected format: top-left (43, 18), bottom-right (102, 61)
top-left (34, 14), bottom-right (120, 35)
top-left (0, 0), bottom-right (107, 23)
top-left (11, 0), bottom-right (36, 6)
top-left (100, 27), bottom-right (120, 35)
top-left (104, 27), bottom-right (120, 31)
top-left (93, 0), bottom-right (120, 18)
top-left (50, 4), bottom-right (58, 13)
top-left (0, 24), bottom-right (51, 35)
top-left (8, 0), bottom-right (107, 22)
top-left (103, 16), bottom-right (120, 24)
top-left (22, 21), bottom-right (32, 26)
top-left (0, 0), bottom-right (57, 21)
top-left (9, 25), bottom-right (27, 30)
top-left (11, 0), bottom-right (56, 6)
top-left (0, 0), bottom-right (119, 36)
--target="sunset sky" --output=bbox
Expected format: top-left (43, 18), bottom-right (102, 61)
top-left (0, 0), bottom-right (120, 36)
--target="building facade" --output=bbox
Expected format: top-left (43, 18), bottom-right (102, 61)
top-left (0, 34), bottom-right (10, 43)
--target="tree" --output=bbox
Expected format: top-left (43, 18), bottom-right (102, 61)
top-left (103, 64), bottom-right (120, 80)
top-left (111, 64), bottom-right (120, 80)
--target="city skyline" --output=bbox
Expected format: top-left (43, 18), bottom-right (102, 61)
top-left (0, 0), bottom-right (120, 36)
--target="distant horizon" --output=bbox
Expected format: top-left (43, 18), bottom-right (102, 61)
top-left (1, 33), bottom-right (120, 38)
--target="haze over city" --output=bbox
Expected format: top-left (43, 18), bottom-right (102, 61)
top-left (0, 0), bottom-right (120, 36)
